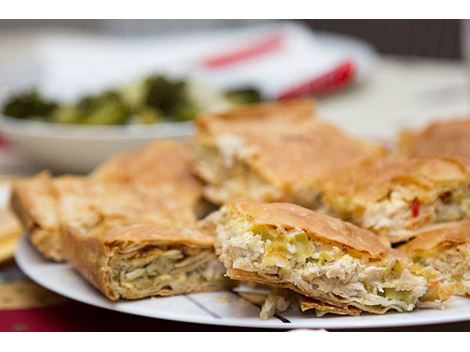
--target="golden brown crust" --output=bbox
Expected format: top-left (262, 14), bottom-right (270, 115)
top-left (61, 224), bottom-right (114, 298)
top-left (196, 99), bottom-right (315, 135)
top-left (11, 172), bottom-right (197, 261)
top-left (193, 100), bottom-right (384, 206)
top-left (298, 296), bottom-right (361, 316)
top-left (92, 140), bottom-right (203, 212)
top-left (399, 221), bottom-right (470, 254)
top-left (10, 172), bottom-right (63, 261)
top-left (226, 268), bottom-right (391, 315)
top-left (54, 175), bottom-right (196, 229)
top-left (225, 202), bottom-right (388, 257)
top-left (99, 222), bottom-right (214, 248)
top-left (398, 118), bottom-right (470, 166)
top-left (324, 155), bottom-right (468, 206)
top-left (62, 222), bottom-right (220, 301)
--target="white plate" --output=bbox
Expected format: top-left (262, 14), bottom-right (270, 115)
top-left (15, 235), bottom-right (470, 329)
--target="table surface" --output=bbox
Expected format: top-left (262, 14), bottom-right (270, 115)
top-left (0, 30), bottom-right (470, 331)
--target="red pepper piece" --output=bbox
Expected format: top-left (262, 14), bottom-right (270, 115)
top-left (439, 191), bottom-right (452, 202)
top-left (411, 198), bottom-right (420, 218)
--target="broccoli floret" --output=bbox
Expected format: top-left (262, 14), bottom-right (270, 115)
top-left (78, 90), bottom-right (129, 125)
top-left (50, 105), bottom-right (83, 124)
top-left (2, 89), bottom-right (58, 119)
top-left (130, 107), bottom-right (162, 124)
top-left (142, 75), bottom-right (200, 121)
top-left (224, 87), bottom-right (262, 105)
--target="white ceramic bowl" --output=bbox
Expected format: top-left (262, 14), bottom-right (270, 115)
top-left (0, 115), bottom-right (194, 173)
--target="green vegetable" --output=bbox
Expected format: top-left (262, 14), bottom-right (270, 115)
top-left (130, 108), bottom-right (162, 124)
top-left (50, 105), bottom-right (83, 124)
top-left (143, 75), bottom-right (189, 115)
top-left (2, 89), bottom-right (57, 119)
top-left (224, 87), bottom-right (262, 105)
top-left (79, 91), bottom-right (129, 125)
top-left (1, 75), bottom-right (263, 125)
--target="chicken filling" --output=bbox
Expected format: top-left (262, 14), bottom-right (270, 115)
top-left (412, 244), bottom-right (470, 296)
top-left (217, 220), bottom-right (436, 312)
top-left (362, 186), bottom-right (470, 239)
top-left (195, 140), bottom-right (283, 203)
top-left (109, 246), bottom-right (226, 296)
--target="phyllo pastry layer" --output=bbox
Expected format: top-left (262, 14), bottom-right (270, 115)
top-left (400, 221), bottom-right (470, 296)
top-left (398, 118), bottom-right (470, 165)
top-left (11, 172), bottom-right (195, 261)
top-left (192, 99), bottom-right (383, 208)
top-left (62, 222), bottom-right (229, 300)
top-left (92, 140), bottom-right (203, 215)
top-left (323, 156), bottom-right (470, 243)
top-left (215, 202), bottom-right (455, 315)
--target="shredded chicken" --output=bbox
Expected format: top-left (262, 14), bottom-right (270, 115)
top-left (417, 244), bottom-right (470, 296)
top-left (362, 186), bottom-right (470, 240)
top-left (217, 218), bottom-right (441, 313)
top-left (259, 290), bottom-right (292, 320)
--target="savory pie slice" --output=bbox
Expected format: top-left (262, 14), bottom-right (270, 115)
top-left (322, 156), bottom-right (470, 243)
top-left (61, 221), bottom-right (229, 300)
top-left (11, 172), bottom-right (195, 261)
top-left (192, 99), bottom-right (384, 208)
top-left (398, 118), bottom-right (470, 165)
top-left (400, 221), bottom-right (470, 296)
top-left (11, 172), bottom-right (63, 261)
top-left (0, 207), bottom-right (23, 263)
top-left (215, 202), bottom-right (455, 314)
top-left (92, 140), bottom-right (203, 214)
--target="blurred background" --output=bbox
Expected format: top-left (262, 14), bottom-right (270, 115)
top-left (0, 19), bottom-right (469, 175)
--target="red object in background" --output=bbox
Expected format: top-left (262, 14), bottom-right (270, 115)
top-left (0, 134), bottom-right (10, 150)
top-left (277, 60), bottom-right (356, 100)
top-left (411, 198), bottom-right (420, 218)
top-left (202, 33), bottom-right (283, 69)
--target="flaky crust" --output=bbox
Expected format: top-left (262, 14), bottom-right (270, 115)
top-left (398, 118), bottom-right (470, 166)
top-left (196, 99), bottom-right (315, 135)
top-left (10, 172), bottom-right (63, 261)
top-left (193, 100), bottom-right (384, 205)
top-left (399, 221), bottom-right (470, 254)
top-left (92, 140), bottom-right (203, 212)
top-left (11, 172), bottom-right (197, 261)
top-left (62, 222), bottom-right (219, 300)
top-left (227, 268), bottom-right (392, 315)
top-left (224, 202), bottom-right (388, 257)
top-left (324, 156), bottom-right (469, 207)
top-left (298, 296), bottom-right (361, 317)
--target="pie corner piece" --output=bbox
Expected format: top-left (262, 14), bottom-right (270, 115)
top-left (62, 221), bottom-right (231, 301)
top-left (192, 98), bottom-right (385, 208)
top-left (400, 221), bottom-right (470, 297)
top-left (215, 201), bottom-right (456, 316)
top-left (323, 155), bottom-right (470, 244)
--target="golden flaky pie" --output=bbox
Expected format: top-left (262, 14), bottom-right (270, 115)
top-left (11, 172), bottom-right (195, 261)
top-left (399, 118), bottom-right (470, 165)
top-left (92, 140), bottom-right (203, 214)
top-left (323, 156), bottom-right (470, 243)
top-left (0, 207), bottom-right (22, 263)
top-left (400, 221), bottom-right (470, 296)
top-left (192, 99), bottom-right (384, 208)
top-left (215, 202), bottom-right (455, 315)
top-left (62, 222), bottom-right (230, 300)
